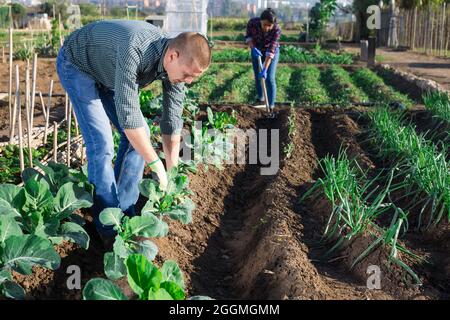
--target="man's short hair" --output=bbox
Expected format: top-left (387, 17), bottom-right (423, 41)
top-left (169, 32), bottom-right (211, 69)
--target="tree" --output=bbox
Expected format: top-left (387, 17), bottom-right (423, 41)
top-left (40, 0), bottom-right (69, 20)
top-left (109, 6), bottom-right (126, 18)
top-left (79, 3), bottom-right (99, 17)
top-left (222, 0), bottom-right (245, 17)
top-left (11, 3), bottom-right (27, 28)
top-left (309, 0), bottom-right (338, 43)
top-left (277, 5), bottom-right (294, 22)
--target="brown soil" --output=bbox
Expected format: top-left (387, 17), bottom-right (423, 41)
top-left (343, 45), bottom-right (450, 92)
top-left (10, 105), bottom-right (449, 300)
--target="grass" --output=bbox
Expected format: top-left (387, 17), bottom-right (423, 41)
top-left (320, 66), bottom-right (369, 106)
top-left (366, 107), bottom-right (450, 227)
top-left (276, 66), bottom-right (294, 103)
top-left (211, 46), bottom-right (355, 64)
top-left (299, 149), bottom-right (422, 284)
top-left (287, 66), bottom-right (329, 105)
top-left (222, 67), bottom-right (255, 104)
top-left (423, 90), bottom-right (450, 123)
top-left (351, 68), bottom-right (413, 107)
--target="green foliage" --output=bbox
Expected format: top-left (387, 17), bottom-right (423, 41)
top-left (212, 48), bottom-right (250, 63)
top-left (186, 123), bottom-right (234, 170)
top-left (212, 46), bottom-right (354, 64)
top-left (287, 66), bottom-right (329, 105)
top-left (309, 0), bottom-right (338, 42)
top-left (366, 107), bottom-right (450, 226)
top-left (83, 254), bottom-right (198, 300)
top-left (0, 228), bottom-right (61, 299)
top-left (208, 17), bottom-right (248, 31)
top-left (299, 149), bottom-right (422, 284)
top-left (0, 176), bottom-right (92, 248)
top-left (423, 90), bottom-right (450, 123)
top-left (321, 66), bottom-right (369, 105)
top-left (212, 33), bottom-right (300, 42)
top-left (79, 3), bottom-right (99, 17)
top-left (280, 45), bottom-right (355, 64)
top-left (0, 145), bottom-right (47, 184)
top-left (13, 42), bottom-right (35, 61)
top-left (351, 68), bottom-right (413, 107)
top-left (206, 107), bottom-right (237, 132)
top-left (100, 169), bottom-right (195, 280)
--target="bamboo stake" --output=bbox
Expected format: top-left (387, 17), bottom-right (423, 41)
top-left (30, 53), bottom-right (37, 131)
top-left (16, 66), bottom-right (24, 173)
top-left (39, 91), bottom-right (47, 120)
top-left (72, 108), bottom-right (79, 136)
top-left (53, 121), bottom-right (58, 162)
top-left (8, 27), bottom-right (13, 142)
top-left (25, 66), bottom-right (33, 167)
top-left (43, 80), bottom-right (53, 145)
top-left (80, 144), bottom-right (84, 165)
top-left (1, 46), bottom-right (4, 63)
top-left (58, 13), bottom-right (63, 48)
top-left (10, 65), bottom-right (19, 145)
top-left (64, 93), bottom-right (68, 120)
top-left (66, 102), bottom-right (72, 167)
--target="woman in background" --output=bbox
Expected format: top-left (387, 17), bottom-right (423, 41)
top-left (245, 8), bottom-right (281, 118)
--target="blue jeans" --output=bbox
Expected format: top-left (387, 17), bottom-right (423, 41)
top-left (56, 48), bottom-right (150, 237)
top-left (251, 48), bottom-right (279, 109)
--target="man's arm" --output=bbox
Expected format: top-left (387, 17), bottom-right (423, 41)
top-left (161, 79), bottom-right (185, 169)
top-left (114, 42), bottom-right (160, 165)
top-left (162, 133), bottom-right (181, 169)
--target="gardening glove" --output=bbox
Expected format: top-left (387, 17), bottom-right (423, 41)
top-left (251, 47), bottom-right (262, 58)
top-left (259, 67), bottom-right (268, 79)
top-left (148, 158), bottom-right (168, 191)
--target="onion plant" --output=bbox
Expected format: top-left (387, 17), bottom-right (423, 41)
top-left (366, 107), bottom-right (450, 227)
top-left (299, 149), bottom-right (421, 284)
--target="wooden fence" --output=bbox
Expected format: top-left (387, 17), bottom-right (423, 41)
top-left (379, 4), bottom-right (450, 56)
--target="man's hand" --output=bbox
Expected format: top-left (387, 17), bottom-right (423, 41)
top-left (124, 127), bottom-right (167, 190)
top-left (148, 158), bottom-right (168, 191)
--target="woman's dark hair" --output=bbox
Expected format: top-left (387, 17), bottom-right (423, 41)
top-left (260, 8), bottom-right (277, 24)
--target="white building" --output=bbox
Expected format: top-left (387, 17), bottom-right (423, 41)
top-left (165, 0), bottom-right (208, 36)
top-left (15, 0), bottom-right (42, 6)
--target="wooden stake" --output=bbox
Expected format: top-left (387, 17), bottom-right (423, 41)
top-left (1, 46), bottom-right (4, 63)
top-left (39, 91), bottom-right (47, 120)
top-left (8, 27), bottom-right (13, 143)
top-left (16, 66), bottom-right (24, 173)
top-left (72, 108), bottom-right (79, 136)
top-left (25, 66), bottom-right (33, 167)
top-left (43, 80), bottom-right (53, 145)
top-left (30, 53), bottom-right (37, 131)
top-left (66, 102), bottom-right (72, 167)
top-left (53, 121), bottom-right (58, 163)
top-left (80, 143), bottom-right (84, 165)
top-left (10, 65), bottom-right (19, 145)
top-left (58, 13), bottom-right (63, 48)
top-left (65, 93), bottom-right (68, 120)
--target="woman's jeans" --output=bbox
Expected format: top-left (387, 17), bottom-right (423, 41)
top-left (251, 48), bottom-right (279, 109)
top-left (56, 47), bottom-right (150, 237)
